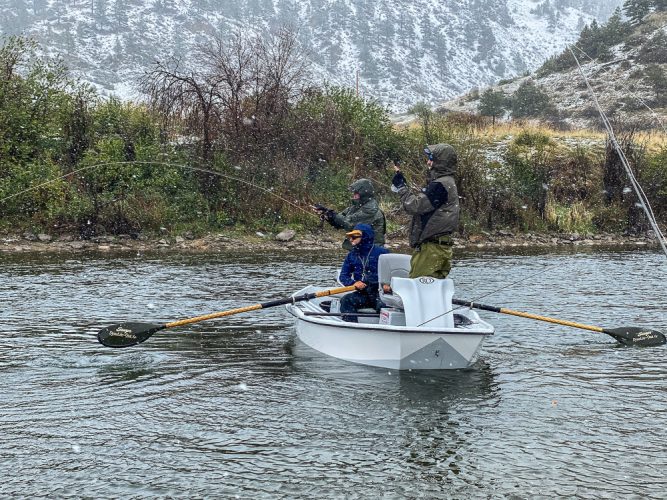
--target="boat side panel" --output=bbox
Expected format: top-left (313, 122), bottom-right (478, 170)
top-left (296, 320), bottom-right (402, 369)
top-left (295, 317), bottom-right (487, 370)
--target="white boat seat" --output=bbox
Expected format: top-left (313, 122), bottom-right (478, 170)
top-left (378, 254), bottom-right (411, 309)
top-left (391, 277), bottom-right (455, 328)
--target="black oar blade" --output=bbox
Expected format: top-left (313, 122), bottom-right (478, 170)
top-left (605, 327), bottom-right (666, 347)
top-left (97, 322), bottom-right (165, 348)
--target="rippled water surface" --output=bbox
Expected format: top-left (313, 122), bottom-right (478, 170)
top-left (1, 247), bottom-right (666, 498)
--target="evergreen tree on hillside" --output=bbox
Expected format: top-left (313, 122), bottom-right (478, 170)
top-left (537, 10), bottom-right (632, 76)
top-left (510, 80), bottom-right (554, 118)
top-left (602, 8), bottom-right (630, 46)
top-left (478, 89), bottom-right (507, 124)
top-left (644, 64), bottom-right (667, 105)
top-left (95, 0), bottom-right (108, 27)
top-left (623, 0), bottom-right (652, 25)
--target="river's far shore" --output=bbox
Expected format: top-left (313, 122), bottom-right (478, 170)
top-left (0, 228), bottom-right (661, 254)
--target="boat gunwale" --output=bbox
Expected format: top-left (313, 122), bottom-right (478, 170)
top-left (286, 304), bottom-right (495, 336)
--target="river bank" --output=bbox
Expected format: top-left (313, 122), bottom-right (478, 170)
top-left (0, 228), bottom-right (660, 254)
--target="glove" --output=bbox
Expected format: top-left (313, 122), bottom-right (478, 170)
top-left (322, 209), bottom-right (336, 223)
top-left (392, 171), bottom-right (407, 191)
top-left (313, 203), bottom-right (329, 214)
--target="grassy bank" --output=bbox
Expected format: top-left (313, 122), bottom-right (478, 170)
top-left (1, 35), bottom-right (666, 242)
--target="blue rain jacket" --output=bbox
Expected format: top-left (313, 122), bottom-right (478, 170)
top-left (339, 223), bottom-right (390, 286)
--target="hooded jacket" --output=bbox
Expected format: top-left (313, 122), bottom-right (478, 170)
top-left (339, 223), bottom-right (390, 287)
top-left (396, 143), bottom-right (460, 247)
top-left (330, 179), bottom-right (386, 249)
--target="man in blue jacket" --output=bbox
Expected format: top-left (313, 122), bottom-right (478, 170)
top-left (338, 223), bottom-right (390, 322)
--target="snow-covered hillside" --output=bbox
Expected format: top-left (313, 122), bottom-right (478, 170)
top-left (440, 11), bottom-right (667, 130)
top-left (0, 0), bottom-right (623, 110)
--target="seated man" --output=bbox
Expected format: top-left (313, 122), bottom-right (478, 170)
top-left (338, 223), bottom-right (390, 322)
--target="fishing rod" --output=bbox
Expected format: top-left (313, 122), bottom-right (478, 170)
top-left (568, 46), bottom-right (667, 260)
top-left (0, 159), bottom-right (401, 222)
top-left (0, 160), bottom-right (316, 217)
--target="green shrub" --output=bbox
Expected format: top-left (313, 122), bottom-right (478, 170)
top-left (591, 203), bottom-right (628, 232)
top-left (545, 197), bottom-right (595, 233)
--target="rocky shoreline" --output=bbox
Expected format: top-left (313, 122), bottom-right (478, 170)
top-left (0, 228), bottom-right (660, 254)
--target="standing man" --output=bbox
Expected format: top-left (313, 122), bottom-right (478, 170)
top-left (313, 178), bottom-right (386, 250)
top-left (391, 144), bottom-right (460, 279)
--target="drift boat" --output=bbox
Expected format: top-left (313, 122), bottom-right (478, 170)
top-left (286, 254), bottom-right (494, 370)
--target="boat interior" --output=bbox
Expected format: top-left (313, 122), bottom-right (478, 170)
top-left (299, 254), bottom-right (485, 329)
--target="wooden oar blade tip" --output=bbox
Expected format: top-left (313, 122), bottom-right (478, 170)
top-left (97, 322), bottom-right (164, 348)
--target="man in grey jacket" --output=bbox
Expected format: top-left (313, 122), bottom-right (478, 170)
top-left (314, 178), bottom-right (386, 250)
top-left (391, 144), bottom-right (460, 278)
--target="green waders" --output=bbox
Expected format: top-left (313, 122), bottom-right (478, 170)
top-left (409, 240), bottom-right (453, 279)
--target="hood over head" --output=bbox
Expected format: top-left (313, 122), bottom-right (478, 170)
top-left (349, 179), bottom-right (375, 204)
top-left (426, 143), bottom-right (457, 179)
top-left (351, 223), bottom-right (375, 251)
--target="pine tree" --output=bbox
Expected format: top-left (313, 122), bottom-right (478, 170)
top-left (510, 80), bottom-right (554, 118)
top-left (478, 89), bottom-right (506, 124)
top-left (95, 0), bottom-right (108, 27)
top-left (644, 64), bottom-right (667, 105)
top-left (601, 8), bottom-right (629, 46)
top-left (623, 0), bottom-right (652, 25)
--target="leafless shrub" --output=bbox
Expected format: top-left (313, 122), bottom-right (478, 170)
top-left (142, 27), bottom-right (309, 164)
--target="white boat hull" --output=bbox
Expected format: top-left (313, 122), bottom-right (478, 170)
top-left (286, 284), bottom-right (494, 370)
top-left (292, 314), bottom-right (490, 370)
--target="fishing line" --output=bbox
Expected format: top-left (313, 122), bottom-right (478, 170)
top-left (570, 40), bottom-right (667, 135)
top-left (0, 160), bottom-right (315, 217)
top-left (416, 262), bottom-right (555, 327)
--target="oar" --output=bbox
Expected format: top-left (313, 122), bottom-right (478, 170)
top-left (452, 298), bottom-right (666, 347)
top-left (98, 285), bottom-right (356, 348)
top-left (304, 312), bottom-right (380, 317)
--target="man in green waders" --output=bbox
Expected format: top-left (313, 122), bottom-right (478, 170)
top-left (391, 144), bottom-right (460, 278)
top-left (313, 178), bottom-right (386, 250)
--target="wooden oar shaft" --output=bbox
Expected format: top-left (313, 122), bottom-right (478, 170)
top-left (165, 285), bottom-right (356, 329)
top-left (166, 304), bottom-right (263, 328)
top-left (453, 298), bottom-right (605, 334)
top-left (498, 308), bottom-right (605, 334)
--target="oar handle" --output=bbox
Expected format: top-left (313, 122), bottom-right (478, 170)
top-left (165, 285), bottom-right (356, 329)
top-left (313, 285), bottom-right (356, 297)
top-left (452, 298), bottom-right (605, 334)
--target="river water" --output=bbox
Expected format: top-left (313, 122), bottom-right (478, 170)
top-left (1, 247), bottom-right (666, 498)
